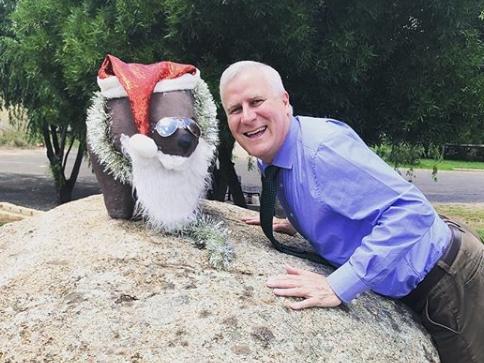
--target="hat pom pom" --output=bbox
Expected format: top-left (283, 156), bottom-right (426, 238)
top-left (122, 134), bottom-right (158, 159)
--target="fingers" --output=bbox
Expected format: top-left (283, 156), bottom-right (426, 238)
top-left (285, 265), bottom-right (304, 275)
top-left (273, 223), bottom-right (296, 236)
top-left (241, 216), bottom-right (260, 225)
top-left (266, 266), bottom-right (308, 287)
top-left (273, 218), bottom-right (297, 236)
top-left (266, 275), bottom-right (299, 288)
top-left (272, 223), bottom-right (286, 232)
top-left (241, 217), bottom-right (296, 236)
top-left (266, 267), bottom-right (343, 310)
top-left (273, 287), bottom-right (307, 297)
top-left (288, 297), bottom-right (320, 310)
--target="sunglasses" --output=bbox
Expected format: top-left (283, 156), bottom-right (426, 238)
top-left (154, 117), bottom-right (201, 138)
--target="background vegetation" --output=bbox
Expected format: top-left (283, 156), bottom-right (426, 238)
top-left (434, 204), bottom-right (484, 241)
top-left (1, 0), bottom-right (483, 204)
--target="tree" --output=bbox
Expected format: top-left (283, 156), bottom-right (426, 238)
top-left (1, 0), bottom-right (88, 202)
top-left (160, 0), bottom-right (484, 162)
top-left (1, 0), bottom-right (483, 206)
top-left (0, 0), bottom-right (173, 203)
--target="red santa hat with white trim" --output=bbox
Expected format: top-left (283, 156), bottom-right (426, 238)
top-left (97, 54), bottom-right (201, 135)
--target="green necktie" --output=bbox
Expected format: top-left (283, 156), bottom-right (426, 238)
top-left (259, 165), bottom-right (331, 266)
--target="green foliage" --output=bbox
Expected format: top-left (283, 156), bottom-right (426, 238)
top-left (0, 105), bottom-right (39, 147)
top-left (0, 128), bottom-right (38, 147)
top-left (161, 0), bottom-right (484, 148)
top-left (374, 143), bottom-right (423, 167)
top-left (374, 141), bottom-right (446, 181)
top-left (1, 0), bottom-right (483, 202)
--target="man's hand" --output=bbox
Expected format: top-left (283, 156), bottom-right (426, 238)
top-left (266, 265), bottom-right (342, 309)
top-left (241, 216), bottom-right (297, 236)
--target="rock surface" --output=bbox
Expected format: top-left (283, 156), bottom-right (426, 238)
top-left (0, 202), bottom-right (44, 224)
top-left (0, 195), bottom-right (438, 362)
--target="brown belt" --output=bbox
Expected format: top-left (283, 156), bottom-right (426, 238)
top-left (400, 219), bottom-right (463, 312)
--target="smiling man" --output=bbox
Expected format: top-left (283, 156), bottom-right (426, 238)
top-left (221, 66), bottom-right (291, 164)
top-left (219, 60), bottom-right (484, 363)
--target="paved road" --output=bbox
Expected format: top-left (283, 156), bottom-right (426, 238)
top-left (0, 148), bottom-right (100, 210)
top-left (1, 147), bottom-right (484, 211)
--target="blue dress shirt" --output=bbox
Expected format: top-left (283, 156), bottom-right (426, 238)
top-left (260, 116), bottom-right (451, 303)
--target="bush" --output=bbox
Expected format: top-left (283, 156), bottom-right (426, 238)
top-left (0, 128), bottom-right (38, 148)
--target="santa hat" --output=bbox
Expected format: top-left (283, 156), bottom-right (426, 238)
top-left (87, 56), bottom-right (218, 184)
top-left (97, 54), bottom-right (201, 135)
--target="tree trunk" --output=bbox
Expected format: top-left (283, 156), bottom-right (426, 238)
top-left (42, 122), bottom-right (86, 205)
top-left (57, 141), bottom-right (85, 204)
top-left (57, 179), bottom-right (75, 204)
top-left (212, 143), bottom-right (247, 208)
top-left (210, 165), bottom-right (228, 201)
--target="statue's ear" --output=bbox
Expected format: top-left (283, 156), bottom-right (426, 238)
top-left (106, 97), bottom-right (138, 152)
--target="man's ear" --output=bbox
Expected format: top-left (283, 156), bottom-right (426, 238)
top-left (282, 91), bottom-right (289, 105)
top-left (282, 91), bottom-right (291, 115)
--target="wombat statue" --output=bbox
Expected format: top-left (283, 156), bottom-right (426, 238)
top-left (86, 55), bottom-right (233, 268)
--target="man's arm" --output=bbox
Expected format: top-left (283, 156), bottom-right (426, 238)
top-left (306, 124), bottom-right (437, 304)
top-left (266, 121), bottom-right (439, 308)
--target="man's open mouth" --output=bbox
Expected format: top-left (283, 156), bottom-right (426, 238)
top-left (244, 126), bottom-right (267, 138)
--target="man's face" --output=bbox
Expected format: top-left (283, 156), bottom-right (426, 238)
top-left (222, 70), bottom-right (291, 163)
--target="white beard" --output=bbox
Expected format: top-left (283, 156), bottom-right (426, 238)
top-left (121, 134), bottom-right (214, 232)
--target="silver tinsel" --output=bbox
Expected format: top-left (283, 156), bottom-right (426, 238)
top-left (179, 214), bottom-right (235, 270)
top-left (86, 78), bottom-right (233, 269)
top-left (86, 78), bottom-right (219, 182)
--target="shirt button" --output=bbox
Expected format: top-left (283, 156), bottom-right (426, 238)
top-left (289, 212), bottom-right (294, 217)
top-left (280, 183), bottom-right (283, 188)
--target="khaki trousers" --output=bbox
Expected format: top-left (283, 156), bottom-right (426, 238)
top-left (405, 223), bottom-right (484, 363)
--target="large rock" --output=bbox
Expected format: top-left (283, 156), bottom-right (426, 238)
top-left (0, 195), bottom-right (438, 362)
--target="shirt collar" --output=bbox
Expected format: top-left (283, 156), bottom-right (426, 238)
top-left (259, 116), bottom-right (299, 173)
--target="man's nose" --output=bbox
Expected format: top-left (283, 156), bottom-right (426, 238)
top-left (241, 105), bottom-right (256, 124)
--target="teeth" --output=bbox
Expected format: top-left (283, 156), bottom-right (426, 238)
top-left (245, 126), bottom-right (266, 136)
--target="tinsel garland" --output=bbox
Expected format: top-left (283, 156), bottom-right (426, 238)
top-left (86, 93), bottom-right (132, 183)
top-left (86, 78), bottom-right (219, 182)
top-left (193, 79), bottom-right (219, 148)
top-left (86, 78), bottom-right (233, 269)
top-left (179, 214), bottom-right (235, 270)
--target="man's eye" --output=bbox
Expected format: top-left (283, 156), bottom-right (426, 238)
top-left (230, 107), bottom-right (242, 114)
top-left (251, 99), bottom-right (264, 106)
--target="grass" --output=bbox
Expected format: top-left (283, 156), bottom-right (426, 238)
top-left (401, 159), bottom-right (484, 171)
top-left (373, 144), bottom-right (484, 170)
top-left (433, 203), bottom-right (484, 242)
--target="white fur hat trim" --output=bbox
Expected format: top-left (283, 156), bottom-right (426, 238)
top-left (97, 69), bottom-right (201, 99)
